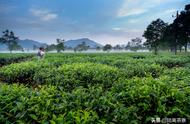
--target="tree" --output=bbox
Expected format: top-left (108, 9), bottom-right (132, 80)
top-left (96, 46), bottom-right (101, 51)
top-left (162, 24), bottom-right (176, 52)
top-left (56, 39), bottom-right (65, 53)
top-left (129, 37), bottom-right (142, 51)
top-left (45, 44), bottom-right (56, 52)
top-left (175, 4), bottom-right (190, 52)
top-left (10, 42), bottom-right (23, 51)
top-left (74, 42), bottom-right (89, 52)
top-left (103, 44), bottom-right (112, 52)
top-left (143, 19), bottom-right (167, 55)
top-left (125, 42), bottom-right (131, 50)
top-left (113, 44), bottom-right (122, 50)
top-left (0, 30), bottom-right (22, 53)
top-left (161, 4), bottom-right (190, 54)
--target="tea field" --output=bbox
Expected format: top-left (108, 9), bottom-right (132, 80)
top-left (0, 53), bottom-right (190, 124)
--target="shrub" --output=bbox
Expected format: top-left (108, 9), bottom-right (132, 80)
top-left (34, 63), bottom-right (122, 89)
top-left (0, 62), bottom-right (38, 83)
top-left (0, 84), bottom-right (104, 123)
top-left (155, 57), bottom-right (189, 68)
top-left (121, 64), bottom-right (164, 78)
top-left (162, 67), bottom-right (190, 81)
top-left (0, 53), bottom-right (34, 66)
top-left (1, 53), bottom-right (190, 124)
top-left (111, 77), bottom-right (190, 123)
top-left (0, 61), bottom-right (54, 84)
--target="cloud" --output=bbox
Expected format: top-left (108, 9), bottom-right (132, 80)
top-left (30, 8), bottom-right (58, 21)
top-left (112, 27), bottom-right (143, 33)
top-left (164, 9), bottom-right (176, 14)
top-left (117, 0), bottom-right (175, 17)
top-left (118, 8), bottom-right (146, 17)
top-left (112, 27), bottom-right (122, 31)
top-left (128, 19), bottom-right (140, 24)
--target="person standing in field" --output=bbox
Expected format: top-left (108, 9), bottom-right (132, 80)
top-left (37, 47), bottom-right (45, 60)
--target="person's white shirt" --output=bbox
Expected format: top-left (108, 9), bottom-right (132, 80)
top-left (40, 51), bottom-right (45, 56)
top-left (37, 49), bottom-right (45, 59)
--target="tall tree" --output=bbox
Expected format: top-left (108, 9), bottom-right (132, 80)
top-left (56, 39), bottom-right (65, 53)
top-left (162, 5), bottom-right (190, 53)
top-left (162, 24), bottom-right (175, 52)
top-left (176, 4), bottom-right (190, 52)
top-left (0, 30), bottom-right (22, 53)
top-left (143, 19), bottom-right (167, 55)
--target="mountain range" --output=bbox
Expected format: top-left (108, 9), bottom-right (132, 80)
top-left (0, 38), bottom-right (103, 50)
top-left (0, 39), bottom-right (47, 50)
top-left (65, 38), bottom-right (102, 49)
top-left (18, 39), bottom-right (47, 50)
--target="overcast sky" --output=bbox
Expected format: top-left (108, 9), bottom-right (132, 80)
top-left (0, 0), bottom-right (189, 45)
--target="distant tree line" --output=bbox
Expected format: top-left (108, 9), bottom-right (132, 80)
top-left (101, 37), bottom-right (145, 52)
top-left (0, 30), bottom-right (145, 53)
top-left (46, 39), bottom-right (65, 53)
top-left (46, 40), bottom-right (90, 53)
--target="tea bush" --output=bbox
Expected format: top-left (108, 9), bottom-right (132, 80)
top-left (0, 84), bottom-right (102, 123)
top-left (111, 77), bottom-right (190, 123)
top-left (34, 63), bottom-right (122, 89)
top-left (155, 57), bottom-right (190, 68)
top-left (0, 61), bottom-right (55, 84)
top-left (121, 64), bottom-right (164, 78)
top-left (1, 76), bottom-right (190, 123)
top-left (0, 53), bottom-right (190, 123)
top-left (0, 53), bottom-right (34, 66)
top-left (162, 67), bottom-right (190, 81)
top-left (0, 62), bottom-right (38, 83)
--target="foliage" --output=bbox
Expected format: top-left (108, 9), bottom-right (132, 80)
top-left (0, 30), bottom-right (22, 52)
top-left (103, 44), bottom-right (112, 52)
top-left (127, 37), bottom-right (143, 51)
top-left (45, 44), bottom-right (57, 52)
top-left (0, 53), bottom-right (34, 66)
top-left (56, 39), bottom-right (65, 53)
top-left (0, 62), bottom-right (39, 83)
top-left (143, 19), bottom-right (167, 55)
top-left (0, 53), bottom-right (190, 123)
top-left (74, 42), bottom-right (89, 52)
top-left (173, 4), bottom-right (190, 52)
top-left (34, 63), bottom-right (122, 90)
top-left (156, 4), bottom-right (190, 54)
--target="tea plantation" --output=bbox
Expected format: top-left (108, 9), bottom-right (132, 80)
top-left (0, 53), bottom-right (190, 124)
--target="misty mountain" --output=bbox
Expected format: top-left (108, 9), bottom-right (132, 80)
top-left (18, 39), bottom-right (47, 49)
top-left (65, 38), bottom-right (103, 48)
top-left (0, 39), bottom-right (47, 50)
top-left (0, 38), bottom-right (103, 51)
